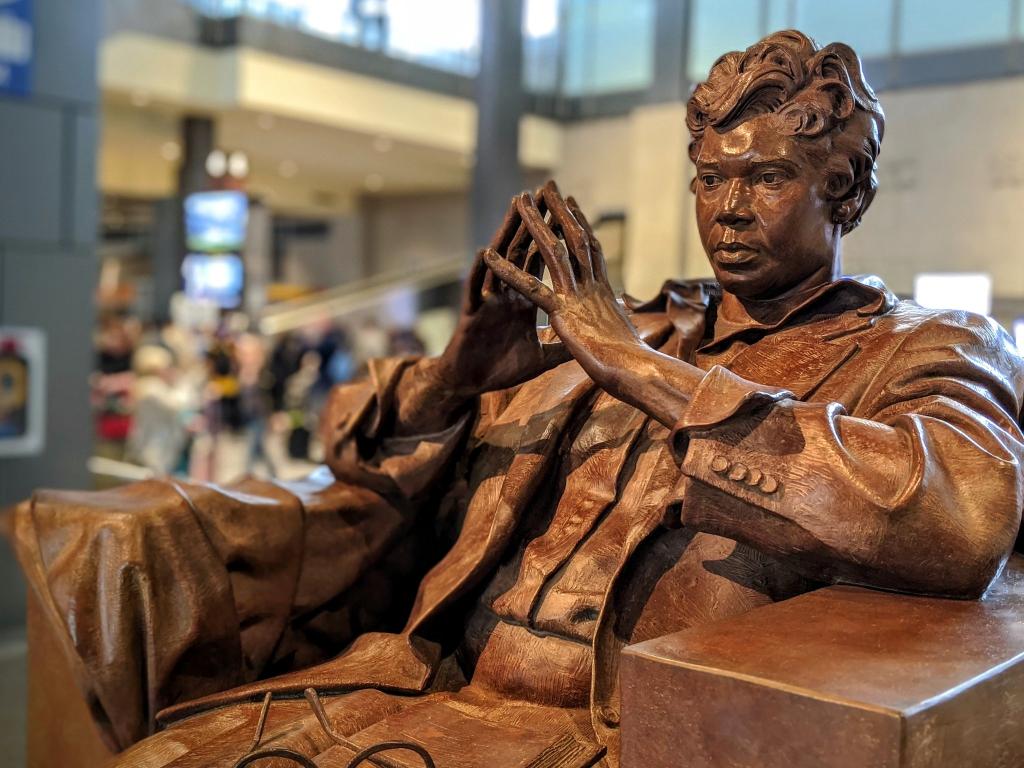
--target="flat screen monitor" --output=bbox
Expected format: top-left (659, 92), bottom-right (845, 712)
top-left (181, 253), bottom-right (244, 309)
top-left (184, 190), bottom-right (249, 253)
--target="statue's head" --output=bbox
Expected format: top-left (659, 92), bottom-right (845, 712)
top-left (687, 30), bottom-right (885, 300)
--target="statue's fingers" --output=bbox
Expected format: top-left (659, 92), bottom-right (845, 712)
top-left (566, 196), bottom-right (609, 285)
top-left (515, 192), bottom-right (575, 292)
top-left (487, 197), bottom-right (523, 254)
top-left (483, 248), bottom-right (557, 314)
top-left (542, 182), bottom-right (593, 282)
top-left (482, 265), bottom-right (499, 298)
top-left (506, 185), bottom-right (548, 267)
top-left (463, 249), bottom-right (489, 313)
top-left (523, 242), bottom-right (545, 281)
top-left (506, 222), bottom-right (531, 267)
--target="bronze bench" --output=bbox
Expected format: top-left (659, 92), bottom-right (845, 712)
top-left (25, 546), bottom-right (1024, 767)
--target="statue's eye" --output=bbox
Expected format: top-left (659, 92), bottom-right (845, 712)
top-left (759, 171), bottom-right (784, 186)
top-left (701, 174), bottom-right (723, 189)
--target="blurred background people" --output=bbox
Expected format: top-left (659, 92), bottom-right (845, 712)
top-left (126, 343), bottom-right (194, 475)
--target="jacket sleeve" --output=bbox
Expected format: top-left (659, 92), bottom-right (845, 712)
top-left (670, 313), bottom-right (1024, 598)
top-left (321, 356), bottom-right (476, 499)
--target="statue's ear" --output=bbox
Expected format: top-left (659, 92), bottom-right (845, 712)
top-left (830, 175), bottom-right (866, 232)
top-left (833, 196), bottom-right (859, 225)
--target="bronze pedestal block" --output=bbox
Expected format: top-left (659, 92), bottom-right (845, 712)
top-left (622, 555), bottom-right (1024, 768)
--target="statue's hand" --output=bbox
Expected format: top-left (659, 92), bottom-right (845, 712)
top-left (484, 182), bottom-right (645, 395)
top-left (434, 193), bottom-right (568, 399)
top-left (392, 192), bottom-right (569, 436)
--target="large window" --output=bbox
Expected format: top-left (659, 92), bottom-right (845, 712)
top-left (689, 0), bottom-right (1020, 83)
top-left (523, 0), bottom-right (561, 93)
top-left (524, 0), bottom-right (656, 96)
top-left (562, 0), bottom-right (655, 95)
top-left (186, 0), bottom-right (481, 74)
top-left (690, 0), bottom-right (894, 81)
top-left (185, 0), bottom-right (1024, 108)
top-left (687, 0), bottom-right (762, 82)
top-left (791, 0), bottom-right (894, 59)
top-left (899, 0), bottom-right (1014, 52)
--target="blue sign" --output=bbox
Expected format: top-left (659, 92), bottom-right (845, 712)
top-left (0, 0), bottom-right (32, 96)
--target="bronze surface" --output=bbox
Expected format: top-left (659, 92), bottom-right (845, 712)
top-left (621, 555), bottom-right (1024, 767)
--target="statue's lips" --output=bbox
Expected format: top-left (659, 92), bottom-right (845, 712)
top-left (713, 246), bottom-right (759, 267)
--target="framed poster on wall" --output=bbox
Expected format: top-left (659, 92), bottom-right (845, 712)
top-left (0, 0), bottom-right (32, 96)
top-left (0, 326), bottom-right (45, 456)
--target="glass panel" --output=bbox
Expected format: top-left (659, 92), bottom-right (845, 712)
top-left (561, 0), bottom-right (655, 95)
top-left (899, 0), bottom-right (1012, 52)
top-left (523, 0), bottom-right (561, 93)
top-left (794, 0), bottom-right (893, 59)
top-left (687, 0), bottom-right (762, 82)
top-left (384, 0), bottom-right (481, 74)
top-left (182, 0), bottom-right (482, 74)
top-left (765, 0), bottom-right (793, 34)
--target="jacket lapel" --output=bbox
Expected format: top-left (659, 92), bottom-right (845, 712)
top-left (402, 360), bottom-right (595, 635)
top-left (724, 329), bottom-right (862, 401)
top-left (403, 313), bottom-right (674, 636)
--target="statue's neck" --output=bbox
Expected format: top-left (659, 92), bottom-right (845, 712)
top-left (721, 257), bottom-right (842, 327)
top-left (719, 278), bottom-right (839, 330)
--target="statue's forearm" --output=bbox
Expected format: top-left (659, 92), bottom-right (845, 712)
top-left (590, 343), bottom-right (705, 429)
top-left (392, 357), bottom-right (475, 437)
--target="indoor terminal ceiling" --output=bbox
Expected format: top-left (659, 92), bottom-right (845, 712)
top-left (100, 94), bottom-right (475, 214)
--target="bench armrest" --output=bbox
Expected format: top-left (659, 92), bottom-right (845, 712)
top-left (621, 554), bottom-right (1024, 768)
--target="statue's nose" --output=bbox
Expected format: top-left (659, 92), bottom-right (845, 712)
top-left (717, 180), bottom-right (754, 226)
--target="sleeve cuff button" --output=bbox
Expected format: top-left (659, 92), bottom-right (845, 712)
top-left (727, 463), bottom-right (748, 482)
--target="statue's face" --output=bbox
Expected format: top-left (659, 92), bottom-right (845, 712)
top-left (695, 113), bottom-right (840, 300)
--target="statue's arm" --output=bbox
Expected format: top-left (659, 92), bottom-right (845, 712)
top-left (671, 314), bottom-right (1024, 598)
top-left (321, 355), bottom-right (478, 499)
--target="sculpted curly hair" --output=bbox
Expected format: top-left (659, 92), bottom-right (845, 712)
top-left (686, 30), bottom-right (885, 235)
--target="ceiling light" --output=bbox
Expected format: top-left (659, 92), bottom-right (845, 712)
top-left (205, 149), bottom-right (227, 178)
top-left (228, 150), bottom-right (249, 179)
top-left (364, 173), bottom-right (384, 192)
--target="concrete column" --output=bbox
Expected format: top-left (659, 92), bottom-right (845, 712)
top-left (648, 0), bottom-right (691, 104)
top-left (470, 0), bottom-right (524, 253)
top-left (152, 115), bottom-right (216, 323)
top-left (0, 0), bottom-right (100, 628)
top-left (243, 201), bottom-right (273, 318)
top-left (178, 115), bottom-right (215, 196)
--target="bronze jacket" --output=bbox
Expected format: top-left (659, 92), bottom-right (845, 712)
top-left (160, 275), bottom-right (1024, 752)
top-left (14, 276), bottom-right (1024, 753)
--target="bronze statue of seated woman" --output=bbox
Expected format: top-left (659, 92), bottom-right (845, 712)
top-left (12, 29), bottom-right (1024, 768)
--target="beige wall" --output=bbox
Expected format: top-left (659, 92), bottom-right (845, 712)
top-left (280, 215), bottom-right (365, 289)
top-left (554, 75), bottom-right (1024, 309)
top-left (364, 192), bottom-right (469, 276)
top-left (842, 77), bottom-right (1024, 300)
top-left (552, 115), bottom-right (632, 219)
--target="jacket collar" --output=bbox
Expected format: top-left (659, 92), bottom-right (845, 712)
top-left (628, 274), bottom-right (896, 353)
